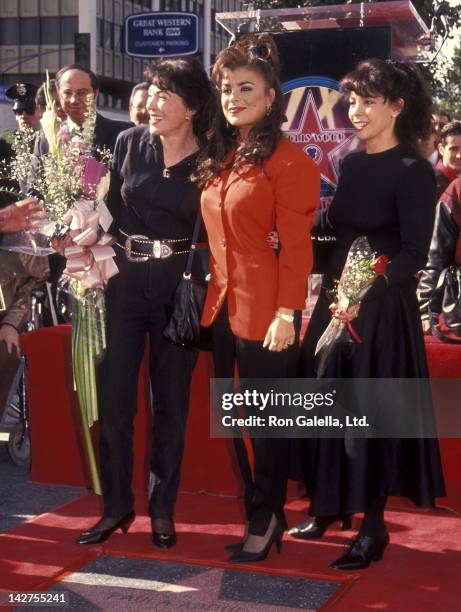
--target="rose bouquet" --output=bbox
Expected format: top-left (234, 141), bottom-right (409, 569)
top-left (314, 236), bottom-right (388, 377)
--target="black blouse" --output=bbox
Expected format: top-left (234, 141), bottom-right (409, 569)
top-left (326, 145), bottom-right (437, 289)
top-left (107, 125), bottom-right (201, 240)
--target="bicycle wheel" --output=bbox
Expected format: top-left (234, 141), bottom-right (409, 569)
top-left (7, 424), bottom-right (31, 469)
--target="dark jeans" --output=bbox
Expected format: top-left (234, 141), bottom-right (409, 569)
top-left (98, 256), bottom-right (198, 519)
top-left (212, 302), bottom-right (300, 535)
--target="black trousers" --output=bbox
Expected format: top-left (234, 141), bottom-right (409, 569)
top-left (212, 302), bottom-right (300, 535)
top-left (97, 255), bottom-right (198, 519)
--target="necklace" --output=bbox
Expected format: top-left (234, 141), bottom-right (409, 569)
top-left (162, 168), bottom-right (171, 179)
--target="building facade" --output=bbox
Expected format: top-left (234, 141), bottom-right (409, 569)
top-left (0, 0), bottom-right (243, 120)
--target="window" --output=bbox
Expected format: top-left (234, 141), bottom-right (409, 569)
top-left (104, 20), bottom-right (113, 49)
top-left (114, 25), bottom-right (122, 52)
top-left (163, 0), bottom-right (181, 10)
top-left (0, 18), bottom-right (20, 45)
top-left (41, 17), bottom-right (60, 44)
top-left (96, 19), bottom-right (104, 47)
top-left (21, 18), bottom-right (40, 45)
top-left (60, 17), bottom-right (78, 45)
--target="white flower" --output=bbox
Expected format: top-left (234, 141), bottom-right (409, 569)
top-left (95, 173), bottom-right (110, 203)
top-left (40, 109), bottom-right (59, 158)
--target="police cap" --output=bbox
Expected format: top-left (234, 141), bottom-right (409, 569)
top-left (5, 82), bottom-right (38, 113)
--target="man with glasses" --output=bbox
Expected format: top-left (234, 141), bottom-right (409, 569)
top-left (33, 65), bottom-right (131, 320)
top-left (129, 82), bottom-right (149, 126)
top-left (34, 65), bottom-right (131, 159)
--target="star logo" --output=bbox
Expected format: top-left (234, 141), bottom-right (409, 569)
top-left (284, 88), bottom-right (356, 191)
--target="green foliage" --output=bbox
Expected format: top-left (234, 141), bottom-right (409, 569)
top-left (438, 42), bottom-right (461, 118)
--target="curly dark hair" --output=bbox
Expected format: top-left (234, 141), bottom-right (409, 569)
top-left (144, 57), bottom-right (213, 150)
top-left (339, 58), bottom-right (433, 151)
top-left (194, 33), bottom-right (284, 188)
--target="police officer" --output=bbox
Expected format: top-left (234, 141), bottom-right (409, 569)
top-left (1, 82), bottom-right (43, 211)
top-left (1, 83), bottom-right (49, 416)
top-left (5, 82), bottom-right (42, 133)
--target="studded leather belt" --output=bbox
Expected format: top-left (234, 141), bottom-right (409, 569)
top-left (119, 229), bottom-right (192, 262)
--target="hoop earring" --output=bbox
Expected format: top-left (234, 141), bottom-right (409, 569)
top-left (266, 105), bottom-right (272, 116)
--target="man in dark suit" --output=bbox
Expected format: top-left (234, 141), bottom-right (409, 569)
top-left (33, 65), bottom-right (131, 320)
top-left (34, 64), bottom-right (131, 158)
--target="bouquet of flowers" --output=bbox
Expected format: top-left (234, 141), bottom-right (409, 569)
top-left (314, 236), bottom-right (388, 377)
top-left (0, 73), bottom-right (118, 494)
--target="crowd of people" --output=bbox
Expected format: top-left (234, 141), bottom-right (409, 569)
top-left (2, 31), bottom-right (459, 571)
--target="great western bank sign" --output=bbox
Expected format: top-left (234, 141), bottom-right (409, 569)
top-left (125, 12), bottom-right (199, 57)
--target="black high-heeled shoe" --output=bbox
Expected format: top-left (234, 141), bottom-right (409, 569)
top-left (151, 518), bottom-right (177, 549)
top-left (227, 522), bottom-right (284, 563)
top-left (224, 541), bottom-right (244, 553)
top-left (330, 532), bottom-right (389, 570)
top-left (75, 510), bottom-right (135, 545)
top-left (224, 525), bottom-right (248, 553)
top-left (288, 515), bottom-right (352, 540)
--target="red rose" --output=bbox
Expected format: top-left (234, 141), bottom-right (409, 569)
top-left (372, 255), bottom-right (389, 275)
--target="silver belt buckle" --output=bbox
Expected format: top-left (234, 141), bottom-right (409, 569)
top-left (125, 234), bottom-right (149, 262)
top-left (153, 240), bottom-right (173, 259)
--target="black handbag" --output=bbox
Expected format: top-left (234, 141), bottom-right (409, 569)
top-left (429, 265), bottom-right (461, 344)
top-left (163, 210), bottom-right (213, 351)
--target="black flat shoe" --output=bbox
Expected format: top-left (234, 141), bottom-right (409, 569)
top-left (288, 515), bottom-right (352, 540)
top-left (75, 510), bottom-right (135, 545)
top-left (228, 522), bottom-right (284, 564)
top-left (151, 518), bottom-right (177, 549)
top-left (330, 532), bottom-right (389, 570)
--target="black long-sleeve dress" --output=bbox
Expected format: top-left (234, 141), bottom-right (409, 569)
top-left (296, 144), bottom-right (446, 516)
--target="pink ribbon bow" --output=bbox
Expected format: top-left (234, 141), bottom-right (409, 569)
top-left (63, 200), bottom-right (118, 289)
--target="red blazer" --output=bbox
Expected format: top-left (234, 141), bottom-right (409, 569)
top-left (201, 137), bottom-right (320, 341)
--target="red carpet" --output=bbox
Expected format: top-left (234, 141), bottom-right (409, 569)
top-left (1, 491), bottom-right (460, 611)
top-left (20, 326), bottom-right (461, 514)
top-left (13, 326), bottom-right (461, 609)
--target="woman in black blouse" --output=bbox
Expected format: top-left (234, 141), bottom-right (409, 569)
top-left (75, 57), bottom-right (212, 548)
top-left (290, 59), bottom-right (445, 569)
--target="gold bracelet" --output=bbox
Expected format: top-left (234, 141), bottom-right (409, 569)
top-left (275, 311), bottom-right (294, 323)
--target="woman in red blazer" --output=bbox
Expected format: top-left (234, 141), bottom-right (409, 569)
top-left (195, 33), bottom-right (320, 563)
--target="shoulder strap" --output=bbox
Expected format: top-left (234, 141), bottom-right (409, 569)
top-left (184, 208), bottom-right (202, 276)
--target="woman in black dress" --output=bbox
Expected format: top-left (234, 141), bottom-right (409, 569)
top-left (290, 59), bottom-right (445, 569)
top-left (75, 57), bottom-right (212, 549)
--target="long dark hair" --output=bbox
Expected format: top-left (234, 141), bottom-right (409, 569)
top-left (340, 58), bottom-right (433, 151)
top-left (144, 57), bottom-right (213, 150)
top-left (194, 33), bottom-right (284, 188)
